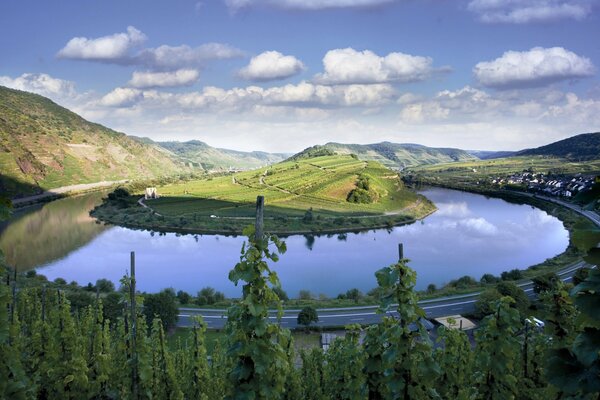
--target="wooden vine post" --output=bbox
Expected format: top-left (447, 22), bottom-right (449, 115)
top-left (130, 251), bottom-right (139, 400)
top-left (398, 243), bottom-right (404, 261)
top-left (255, 195), bottom-right (264, 242)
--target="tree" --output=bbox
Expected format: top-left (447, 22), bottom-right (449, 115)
top-left (474, 288), bottom-right (502, 318)
top-left (176, 290), bottom-right (191, 305)
top-left (480, 273), bottom-right (499, 284)
top-left (297, 306), bottom-right (318, 331)
top-left (345, 288), bottom-right (363, 303)
top-left (496, 281), bottom-right (530, 315)
top-left (426, 283), bottom-right (436, 294)
top-left (95, 278), bottom-right (115, 293)
top-left (143, 289), bottom-right (179, 331)
top-left (273, 286), bottom-right (289, 301)
top-left (303, 208), bottom-right (314, 223)
top-left (572, 267), bottom-right (590, 286)
top-left (298, 290), bottom-right (312, 300)
top-left (501, 269), bottom-right (523, 281)
top-left (531, 272), bottom-right (559, 294)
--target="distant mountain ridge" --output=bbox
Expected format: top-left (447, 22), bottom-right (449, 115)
top-left (153, 139), bottom-right (289, 170)
top-left (290, 142), bottom-right (477, 170)
top-left (516, 132), bottom-right (600, 160)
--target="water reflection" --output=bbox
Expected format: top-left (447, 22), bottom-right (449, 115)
top-left (0, 192), bottom-right (108, 270)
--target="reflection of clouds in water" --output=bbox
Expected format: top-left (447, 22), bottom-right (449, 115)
top-left (435, 202), bottom-right (472, 218)
top-left (525, 209), bottom-right (556, 227)
top-left (456, 218), bottom-right (498, 236)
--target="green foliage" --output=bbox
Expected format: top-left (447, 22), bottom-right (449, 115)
top-left (176, 290), bottom-right (192, 305)
top-left (324, 325), bottom-right (366, 400)
top-left (300, 348), bottom-right (327, 400)
top-left (225, 225), bottom-right (290, 399)
top-left (531, 272), bottom-right (559, 294)
top-left (480, 273), bottom-right (500, 284)
top-left (474, 297), bottom-right (523, 399)
top-left (95, 278), bottom-right (115, 293)
top-left (375, 258), bottom-right (440, 399)
top-left (501, 268), bottom-right (524, 281)
top-left (143, 289), bottom-right (179, 331)
top-left (297, 306), bottom-right (318, 330)
top-left (196, 286), bottom-right (226, 306)
top-left (435, 324), bottom-right (475, 399)
top-left (546, 268), bottom-right (600, 396)
top-left (496, 281), bottom-right (531, 315)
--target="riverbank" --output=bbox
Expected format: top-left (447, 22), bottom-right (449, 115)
top-left (11, 179), bottom-right (130, 208)
top-left (90, 195), bottom-right (437, 236)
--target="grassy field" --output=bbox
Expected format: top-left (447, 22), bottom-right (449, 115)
top-left (92, 155), bottom-right (436, 234)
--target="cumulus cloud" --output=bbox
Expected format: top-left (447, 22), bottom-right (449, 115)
top-left (314, 48), bottom-right (436, 85)
top-left (57, 27), bottom-right (243, 70)
top-left (0, 73), bottom-right (76, 98)
top-left (57, 26), bottom-right (146, 61)
top-left (467, 0), bottom-right (594, 23)
top-left (129, 69), bottom-right (200, 88)
top-left (238, 51), bottom-right (305, 81)
top-left (136, 43), bottom-right (244, 70)
top-left (474, 47), bottom-right (595, 89)
top-left (99, 87), bottom-right (144, 107)
top-left (225, 0), bottom-right (394, 11)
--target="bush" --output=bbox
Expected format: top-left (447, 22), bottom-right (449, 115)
top-left (501, 269), bottom-right (523, 281)
top-left (298, 290), bottom-right (313, 300)
top-left (297, 306), bottom-right (319, 331)
top-left (496, 281), bottom-right (530, 316)
top-left (195, 287), bottom-right (225, 305)
top-left (449, 275), bottom-right (478, 289)
top-left (531, 272), bottom-right (559, 294)
top-left (273, 286), bottom-right (289, 301)
top-left (143, 289), bottom-right (179, 331)
top-left (345, 288), bottom-right (363, 303)
top-left (480, 273), bottom-right (499, 284)
top-left (474, 288), bottom-right (502, 318)
top-left (176, 290), bottom-right (192, 305)
top-left (53, 277), bottom-right (67, 285)
top-left (426, 284), bottom-right (437, 294)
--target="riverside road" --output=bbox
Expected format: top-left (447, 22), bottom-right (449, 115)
top-left (177, 261), bottom-right (592, 329)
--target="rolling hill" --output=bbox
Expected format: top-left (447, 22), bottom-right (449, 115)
top-left (516, 132), bottom-right (600, 160)
top-left (290, 142), bottom-right (477, 170)
top-left (0, 86), bottom-right (191, 198)
top-left (153, 140), bottom-right (289, 170)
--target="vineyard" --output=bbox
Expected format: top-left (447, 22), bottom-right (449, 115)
top-left (91, 155), bottom-right (436, 234)
top-left (1, 196), bottom-right (600, 398)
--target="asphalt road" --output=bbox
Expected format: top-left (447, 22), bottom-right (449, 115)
top-left (177, 261), bottom-right (591, 330)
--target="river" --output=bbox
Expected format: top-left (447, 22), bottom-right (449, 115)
top-left (0, 187), bottom-right (569, 297)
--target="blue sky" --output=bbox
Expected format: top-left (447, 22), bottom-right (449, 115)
top-left (1, 0), bottom-right (599, 152)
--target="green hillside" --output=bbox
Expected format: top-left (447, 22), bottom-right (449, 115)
top-left (517, 132), bottom-right (600, 160)
top-left (154, 140), bottom-right (289, 170)
top-left (0, 86), bottom-right (191, 198)
top-left (291, 142), bottom-right (477, 169)
top-left (92, 154), bottom-right (435, 234)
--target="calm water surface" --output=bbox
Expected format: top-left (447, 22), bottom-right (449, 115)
top-left (0, 187), bottom-right (569, 297)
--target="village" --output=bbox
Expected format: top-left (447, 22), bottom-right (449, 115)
top-left (490, 172), bottom-right (596, 198)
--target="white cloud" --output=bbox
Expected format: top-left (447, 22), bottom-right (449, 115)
top-left (136, 43), bottom-right (244, 70)
top-left (57, 27), bottom-right (243, 70)
top-left (238, 51), bottom-right (305, 82)
top-left (129, 69), bottom-right (200, 88)
top-left (467, 0), bottom-right (594, 23)
top-left (57, 26), bottom-right (146, 61)
top-left (315, 48), bottom-right (435, 85)
top-left (474, 47), bottom-right (595, 89)
top-left (0, 73), bottom-right (76, 99)
top-left (99, 87), bottom-right (143, 107)
top-left (225, 0), bottom-right (394, 11)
